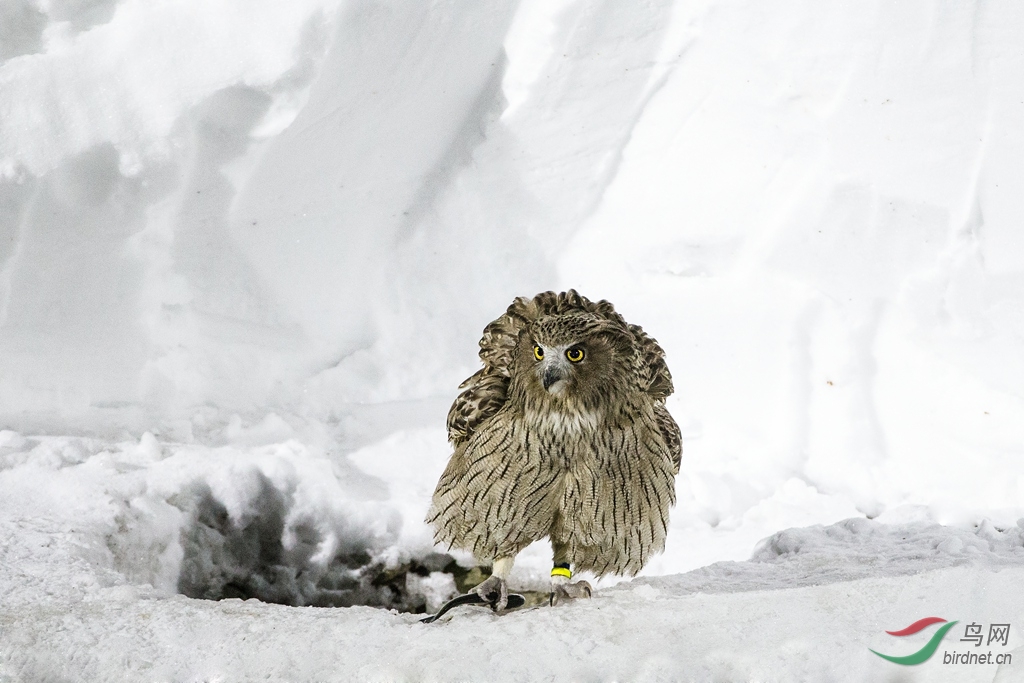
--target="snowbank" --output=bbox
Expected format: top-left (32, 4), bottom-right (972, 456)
top-left (2, 448), bottom-right (1023, 683)
top-left (1, 0), bottom-right (1021, 537)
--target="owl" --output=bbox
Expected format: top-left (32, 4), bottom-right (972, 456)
top-left (426, 290), bottom-right (681, 608)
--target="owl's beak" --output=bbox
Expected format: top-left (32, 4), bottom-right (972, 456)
top-left (542, 364), bottom-right (568, 393)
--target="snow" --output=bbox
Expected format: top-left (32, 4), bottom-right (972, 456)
top-left (4, 475), bottom-right (1024, 682)
top-left (2, 0), bottom-right (1024, 679)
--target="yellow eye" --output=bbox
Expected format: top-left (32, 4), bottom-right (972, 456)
top-left (533, 345), bottom-right (544, 361)
top-left (566, 347), bottom-right (585, 363)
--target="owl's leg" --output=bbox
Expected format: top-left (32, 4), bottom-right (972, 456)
top-left (472, 556), bottom-right (514, 611)
top-left (549, 543), bottom-right (592, 606)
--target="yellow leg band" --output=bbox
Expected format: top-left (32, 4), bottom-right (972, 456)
top-left (551, 566), bottom-right (572, 580)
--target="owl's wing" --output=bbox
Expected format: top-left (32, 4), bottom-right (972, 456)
top-left (446, 296), bottom-right (533, 444)
top-left (629, 324), bottom-right (674, 400)
top-left (628, 322), bottom-right (680, 471)
top-left (446, 369), bottom-right (508, 445)
top-left (654, 402), bottom-right (682, 473)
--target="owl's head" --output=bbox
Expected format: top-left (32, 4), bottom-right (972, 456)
top-left (517, 312), bottom-right (635, 409)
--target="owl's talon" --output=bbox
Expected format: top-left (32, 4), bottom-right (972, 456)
top-left (549, 579), bottom-right (593, 606)
top-left (472, 574), bottom-right (509, 611)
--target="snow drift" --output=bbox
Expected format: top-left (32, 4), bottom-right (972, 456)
top-left (2, 434), bottom-right (1023, 682)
